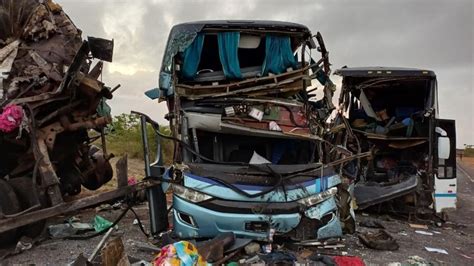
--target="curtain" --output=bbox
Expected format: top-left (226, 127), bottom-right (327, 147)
top-left (181, 33), bottom-right (205, 79)
top-left (217, 32), bottom-right (242, 79)
top-left (262, 35), bottom-right (297, 75)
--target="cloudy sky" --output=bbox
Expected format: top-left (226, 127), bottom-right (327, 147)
top-left (57, 0), bottom-right (473, 147)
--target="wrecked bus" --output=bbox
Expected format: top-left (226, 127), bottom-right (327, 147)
top-left (334, 67), bottom-right (456, 216)
top-left (142, 21), bottom-right (358, 241)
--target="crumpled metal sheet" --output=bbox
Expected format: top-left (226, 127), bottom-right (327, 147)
top-left (0, 40), bottom-right (19, 95)
top-left (1, 0), bottom-right (82, 100)
top-left (0, 0), bottom-right (113, 206)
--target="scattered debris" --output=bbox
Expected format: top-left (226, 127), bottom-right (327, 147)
top-left (100, 237), bottom-right (129, 266)
top-left (259, 250), bottom-right (297, 264)
top-left (409, 224), bottom-right (429, 230)
top-left (358, 230), bottom-right (399, 251)
top-left (424, 247), bottom-right (449, 255)
top-left (48, 222), bottom-right (93, 238)
top-left (406, 255), bottom-right (431, 265)
top-left (332, 255), bottom-right (366, 266)
top-left (152, 241), bottom-right (206, 266)
top-left (14, 236), bottom-right (33, 254)
top-left (239, 255), bottom-right (261, 264)
top-left (415, 230), bottom-right (433, 236)
top-left (460, 254), bottom-right (473, 260)
top-left (398, 231), bottom-right (408, 236)
top-left (93, 215), bottom-right (113, 232)
top-left (359, 219), bottom-right (385, 229)
top-left (196, 232), bottom-right (235, 262)
top-left (69, 253), bottom-right (89, 266)
top-left (131, 240), bottom-right (161, 253)
top-left (244, 242), bottom-right (260, 255)
top-left (88, 227), bottom-right (115, 263)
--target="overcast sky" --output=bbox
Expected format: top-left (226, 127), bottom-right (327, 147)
top-left (57, 0), bottom-right (473, 147)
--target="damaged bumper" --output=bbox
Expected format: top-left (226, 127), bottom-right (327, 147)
top-left (170, 171), bottom-right (343, 241)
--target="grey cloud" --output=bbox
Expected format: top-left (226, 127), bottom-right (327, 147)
top-left (56, 0), bottom-right (473, 146)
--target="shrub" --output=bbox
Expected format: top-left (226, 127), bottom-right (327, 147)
top-left (104, 113), bottom-right (174, 165)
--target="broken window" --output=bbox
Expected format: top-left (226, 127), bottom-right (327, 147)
top-left (192, 130), bottom-right (317, 165)
top-left (178, 32), bottom-right (298, 83)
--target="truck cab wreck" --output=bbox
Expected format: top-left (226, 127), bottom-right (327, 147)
top-left (335, 67), bottom-right (457, 216)
top-left (0, 0), bottom-right (115, 245)
top-left (145, 21), bottom-right (356, 241)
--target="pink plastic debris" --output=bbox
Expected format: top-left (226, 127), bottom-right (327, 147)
top-left (128, 176), bottom-right (137, 186)
top-left (0, 105), bottom-right (24, 133)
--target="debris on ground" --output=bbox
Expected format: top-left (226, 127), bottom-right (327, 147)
top-left (93, 216), bottom-right (113, 232)
top-left (196, 232), bottom-right (235, 262)
top-left (409, 224), bottom-right (429, 230)
top-left (405, 255), bottom-right (431, 265)
top-left (244, 242), bottom-right (260, 255)
top-left (48, 222), bottom-right (93, 238)
top-left (332, 255), bottom-right (366, 266)
top-left (152, 241), bottom-right (206, 266)
top-left (14, 236), bottom-right (34, 254)
top-left (358, 230), bottom-right (399, 251)
top-left (100, 237), bottom-right (129, 266)
top-left (359, 219), bottom-right (385, 229)
top-left (414, 230), bottom-right (434, 236)
top-left (424, 247), bottom-right (449, 255)
top-left (259, 250), bottom-right (297, 264)
top-left (88, 227), bottom-right (116, 263)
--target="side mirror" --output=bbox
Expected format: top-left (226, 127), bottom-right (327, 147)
top-left (438, 136), bottom-right (450, 159)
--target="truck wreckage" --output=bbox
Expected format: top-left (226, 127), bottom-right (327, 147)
top-left (139, 20), bottom-right (371, 242)
top-left (0, 0), bottom-right (156, 246)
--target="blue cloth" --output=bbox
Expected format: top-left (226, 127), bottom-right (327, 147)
top-left (217, 32), bottom-right (242, 79)
top-left (262, 35), bottom-right (297, 75)
top-left (181, 33), bottom-right (204, 79)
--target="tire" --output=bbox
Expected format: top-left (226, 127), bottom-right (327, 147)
top-left (8, 177), bottom-right (48, 238)
top-left (0, 179), bottom-right (21, 247)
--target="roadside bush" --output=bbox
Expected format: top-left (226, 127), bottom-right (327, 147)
top-left (465, 147), bottom-right (474, 157)
top-left (104, 113), bottom-right (173, 165)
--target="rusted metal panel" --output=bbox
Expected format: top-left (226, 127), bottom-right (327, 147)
top-left (0, 0), bottom-right (118, 240)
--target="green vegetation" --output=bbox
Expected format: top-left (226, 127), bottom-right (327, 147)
top-left (465, 147), bottom-right (474, 157)
top-left (104, 113), bottom-right (174, 165)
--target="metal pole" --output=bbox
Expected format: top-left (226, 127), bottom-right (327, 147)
top-left (140, 116), bottom-right (151, 177)
top-left (139, 115), bottom-right (168, 236)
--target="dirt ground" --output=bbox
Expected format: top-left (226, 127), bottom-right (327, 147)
top-left (1, 158), bottom-right (474, 265)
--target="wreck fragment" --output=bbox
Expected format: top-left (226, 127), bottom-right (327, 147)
top-left (334, 67), bottom-right (457, 216)
top-left (0, 0), bottom-right (116, 245)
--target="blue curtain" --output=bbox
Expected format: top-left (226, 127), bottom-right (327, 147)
top-left (262, 35), bottom-right (297, 75)
top-left (181, 33), bottom-right (205, 79)
top-left (217, 32), bottom-right (242, 79)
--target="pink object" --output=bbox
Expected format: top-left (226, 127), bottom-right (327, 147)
top-left (0, 105), bottom-right (23, 133)
top-left (128, 177), bottom-right (137, 186)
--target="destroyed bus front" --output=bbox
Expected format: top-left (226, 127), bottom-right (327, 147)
top-left (147, 21), bottom-right (353, 241)
top-left (334, 67), bottom-right (457, 215)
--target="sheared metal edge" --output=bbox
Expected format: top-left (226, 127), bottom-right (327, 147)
top-left (0, 40), bottom-right (20, 96)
